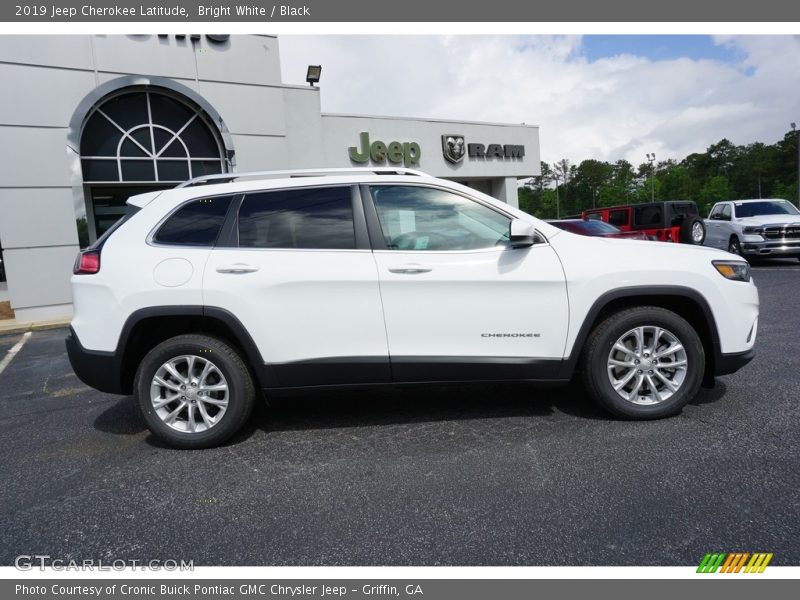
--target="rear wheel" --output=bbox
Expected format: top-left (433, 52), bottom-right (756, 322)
top-left (134, 334), bottom-right (256, 449)
top-left (581, 306), bottom-right (704, 419)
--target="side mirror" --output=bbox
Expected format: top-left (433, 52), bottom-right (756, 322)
top-left (509, 219), bottom-right (536, 248)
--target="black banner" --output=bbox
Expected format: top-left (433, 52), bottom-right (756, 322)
top-left (5, 579), bottom-right (799, 600)
top-left (2, 0), bottom-right (800, 22)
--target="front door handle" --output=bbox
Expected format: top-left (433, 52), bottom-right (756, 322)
top-left (216, 263), bottom-right (260, 274)
top-left (388, 264), bottom-right (432, 274)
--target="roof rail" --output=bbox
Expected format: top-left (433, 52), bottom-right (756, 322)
top-left (175, 167), bottom-right (431, 188)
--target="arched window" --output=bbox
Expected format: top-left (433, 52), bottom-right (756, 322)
top-left (80, 89), bottom-right (226, 183)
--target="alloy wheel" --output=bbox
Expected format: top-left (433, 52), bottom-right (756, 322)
top-left (691, 221), bottom-right (705, 243)
top-left (150, 355), bottom-right (229, 433)
top-left (606, 326), bottom-right (688, 405)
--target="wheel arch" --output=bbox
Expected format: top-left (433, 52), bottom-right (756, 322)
top-left (116, 306), bottom-right (275, 394)
top-left (560, 286), bottom-right (721, 383)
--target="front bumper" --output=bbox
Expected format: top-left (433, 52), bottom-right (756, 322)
top-left (66, 327), bottom-right (125, 394)
top-left (714, 346), bottom-right (756, 376)
top-left (742, 240), bottom-right (800, 257)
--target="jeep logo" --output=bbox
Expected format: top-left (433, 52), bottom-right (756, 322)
top-left (348, 132), bottom-right (421, 167)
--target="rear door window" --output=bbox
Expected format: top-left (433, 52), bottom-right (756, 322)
top-left (238, 186), bottom-right (356, 249)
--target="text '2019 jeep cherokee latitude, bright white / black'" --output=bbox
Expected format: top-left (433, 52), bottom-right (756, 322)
top-left (67, 168), bottom-right (759, 448)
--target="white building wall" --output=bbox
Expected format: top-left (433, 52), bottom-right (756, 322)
top-left (0, 34), bottom-right (297, 320)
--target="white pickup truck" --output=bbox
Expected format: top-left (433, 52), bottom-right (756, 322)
top-left (704, 199), bottom-right (800, 260)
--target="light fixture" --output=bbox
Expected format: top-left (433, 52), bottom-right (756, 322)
top-left (793, 123), bottom-right (800, 209)
top-left (306, 65), bottom-right (322, 87)
top-left (646, 153), bottom-right (656, 202)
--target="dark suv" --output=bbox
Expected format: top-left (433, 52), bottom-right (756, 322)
top-left (582, 201), bottom-right (706, 245)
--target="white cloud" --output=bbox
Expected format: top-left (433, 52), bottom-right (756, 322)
top-left (279, 35), bottom-right (800, 168)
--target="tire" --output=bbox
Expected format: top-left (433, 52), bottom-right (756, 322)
top-left (134, 334), bottom-right (256, 449)
top-left (679, 217), bottom-right (706, 244)
top-left (581, 306), bottom-right (704, 419)
top-left (728, 236), bottom-right (742, 256)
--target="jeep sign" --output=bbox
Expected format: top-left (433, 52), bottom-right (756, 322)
top-left (348, 132), bottom-right (421, 167)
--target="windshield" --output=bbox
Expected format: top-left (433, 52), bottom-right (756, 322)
top-left (735, 200), bottom-right (800, 218)
top-left (576, 220), bottom-right (621, 233)
top-left (553, 220), bottom-right (621, 234)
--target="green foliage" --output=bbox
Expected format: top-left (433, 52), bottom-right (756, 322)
top-left (699, 175), bottom-right (735, 211)
top-left (76, 217), bottom-right (89, 249)
top-left (518, 130), bottom-right (800, 219)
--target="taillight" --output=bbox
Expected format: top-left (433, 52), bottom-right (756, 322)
top-left (74, 251), bottom-right (100, 275)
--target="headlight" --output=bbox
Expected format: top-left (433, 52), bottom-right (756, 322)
top-left (713, 260), bottom-right (750, 282)
top-left (743, 226), bottom-right (764, 235)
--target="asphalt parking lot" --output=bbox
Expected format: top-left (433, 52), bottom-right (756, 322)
top-left (1, 260), bottom-right (798, 566)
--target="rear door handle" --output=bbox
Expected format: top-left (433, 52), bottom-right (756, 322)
top-left (388, 264), bottom-right (432, 274)
top-left (216, 263), bottom-right (260, 274)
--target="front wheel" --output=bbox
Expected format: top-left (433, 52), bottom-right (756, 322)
top-left (581, 307), bottom-right (704, 419)
top-left (728, 236), bottom-right (742, 256)
top-left (134, 334), bottom-right (256, 449)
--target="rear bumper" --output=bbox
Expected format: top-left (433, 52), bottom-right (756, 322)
top-left (65, 327), bottom-right (125, 394)
top-left (714, 346), bottom-right (756, 376)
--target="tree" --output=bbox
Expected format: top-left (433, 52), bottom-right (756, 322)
top-left (707, 138), bottom-right (739, 176)
top-left (660, 165), bottom-right (696, 200)
top-left (518, 185), bottom-right (559, 219)
top-left (517, 128), bottom-right (800, 213)
top-left (76, 217), bottom-right (89, 249)
top-left (698, 175), bottom-right (735, 213)
top-left (573, 159), bottom-right (614, 211)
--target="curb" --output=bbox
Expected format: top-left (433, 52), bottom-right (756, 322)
top-left (0, 320), bottom-right (71, 336)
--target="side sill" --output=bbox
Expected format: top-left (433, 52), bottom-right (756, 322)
top-left (266, 356), bottom-right (564, 388)
top-left (264, 379), bottom-right (571, 393)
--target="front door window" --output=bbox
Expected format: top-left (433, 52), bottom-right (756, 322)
top-left (369, 185), bottom-right (511, 251)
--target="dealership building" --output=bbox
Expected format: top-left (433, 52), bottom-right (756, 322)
top-left (0, 34), bottom-right (540, 321)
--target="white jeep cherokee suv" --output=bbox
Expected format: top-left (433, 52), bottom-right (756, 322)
top-left (67, 169), bottom-right (759, 448)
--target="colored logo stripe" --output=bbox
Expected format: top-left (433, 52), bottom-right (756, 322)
top-left (745, 553), bottom-right (773, 573)
top-left (697, 552), bottom-right (773, 573)
top-left (697, 553), bottom-right (725, 573)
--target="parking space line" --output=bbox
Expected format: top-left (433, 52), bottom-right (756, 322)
top-left (0, 331), bottom-right (32, 377)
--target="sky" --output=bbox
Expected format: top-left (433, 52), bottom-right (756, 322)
top-left (279, 35), bottom-right (800, 168)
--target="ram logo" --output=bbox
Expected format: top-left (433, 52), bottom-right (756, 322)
top-left (442, 135), bottom-right (466, 164)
